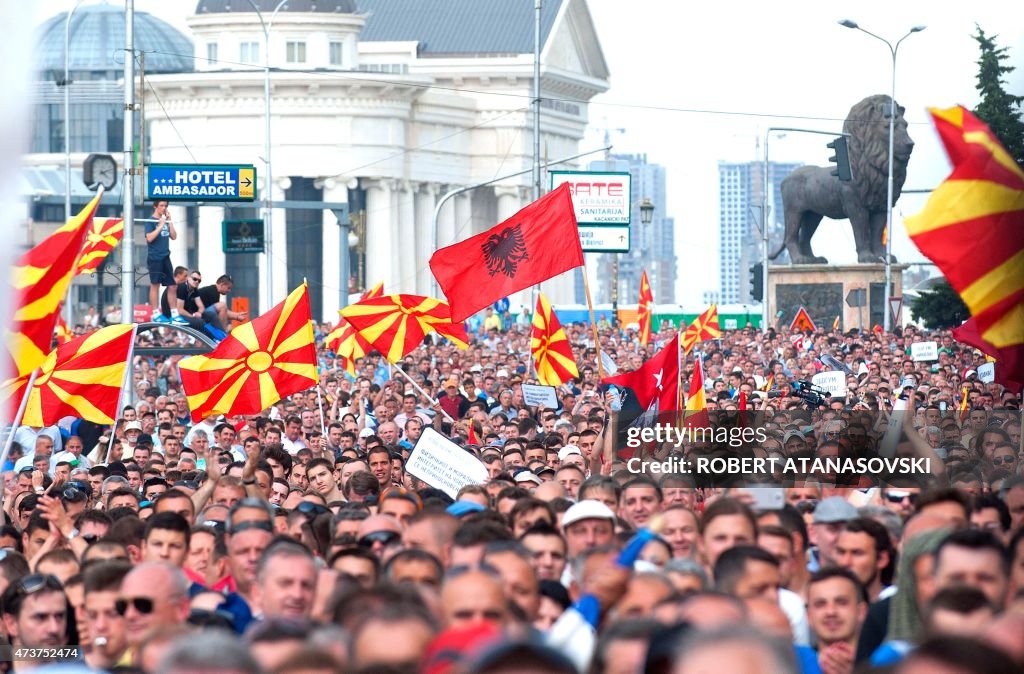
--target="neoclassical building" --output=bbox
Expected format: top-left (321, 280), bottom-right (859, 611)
top-left (145, 0), bottom-right (609, 320)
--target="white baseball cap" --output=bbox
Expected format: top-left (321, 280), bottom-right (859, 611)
top-left (557, 445), bottom-right (582, 461)
top-left (561, 500), bottom-right (616, 529)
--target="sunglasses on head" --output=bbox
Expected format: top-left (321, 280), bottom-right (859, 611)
top-left (296, 502), bottom-right (330, 517)
top-left (115, 597), bottom-right (155, 616)
top-left (358, 530), bottom-right (401, 548)
top-left (13, 574), bottom-right (63, 599)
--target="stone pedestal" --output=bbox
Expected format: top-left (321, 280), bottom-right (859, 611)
top-left (768, 264), bottom-right (908, 332)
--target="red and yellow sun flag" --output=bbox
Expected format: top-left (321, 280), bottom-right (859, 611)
top-left (2, 190), bottom-right (102, 400)
top-left (326, 282), bottom-right (383, 374)
top-left (179, 283), bottom-right (318, 423)
top-left (683, 353), bottom-right (709, 429)
top-left (75, 217), bottom-right (124, 275)
top-left (54, 312), bottom-right (73, 345)
top-left (22, 324), bottom-right (136, 427)
top-left (906, 106), bottom-right (1024, 349)
top-left (637, 270), bottom-right (653, 346)
top-left (680, 305), bottom-right (721, 354)
top-left (340, 294), bottom-right (468, 364)
top-left (531, 292), bottom-right (579, 386)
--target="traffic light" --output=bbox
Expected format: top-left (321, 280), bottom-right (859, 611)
top-left (750, 262), bottom-right (763, 301)
top-left (827, 136), bottom-right (852, 181)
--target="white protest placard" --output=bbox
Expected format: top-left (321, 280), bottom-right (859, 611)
top-left (521, 383), bottom-right (559, 409)
top-left (812, 371), bottom-right (847, 398)
top-left (406, 428), bottom-right (487, 499)
top-left (978, 362), bottom-right (995, 383)
top-left (911, 341), bottom-right (938, 361)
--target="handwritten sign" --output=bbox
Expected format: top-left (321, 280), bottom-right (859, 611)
top-left (406, 428), bottom-right (487, 499)
top-left (521, 384), bottom-right (559, 409)
top-left (812, 371), bottom-right (847, 398)
top-left (911, 341), bottom-right (938, 362)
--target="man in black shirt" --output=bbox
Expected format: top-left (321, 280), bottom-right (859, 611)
top-left (197, 274), bottom-right (247, 337)
top-left (154, 266), bottom-right (189, 324)
top-left (175, 270), bottom-right (205, 331)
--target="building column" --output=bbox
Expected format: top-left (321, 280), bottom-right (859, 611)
top-left (364, 178), bottom-right (395, 292)
top-left (320, 177), bottom-right (348, 322)
top-left (414, 183), bottom-right (437, 295)
top-left (197, 206), bottom-right (226, 282)
top-left (453, 192), bottom-right (472, 244)
top-left (270, 177), bottom-right (290, 307)
top-left (397, 181), bottom-right (416, 293)
top-left (167, 204), bottom-right (189, 272)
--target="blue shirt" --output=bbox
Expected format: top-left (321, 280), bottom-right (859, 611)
top-left (145, 219), bottom-right (171, 258)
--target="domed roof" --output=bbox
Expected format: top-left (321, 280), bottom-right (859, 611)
top-left (35, 3), bottom-right (193, 74)
top-left (195, 0), bottom-right (358, 15)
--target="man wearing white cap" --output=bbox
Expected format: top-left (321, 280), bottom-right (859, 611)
top-left (561, 500), bottom-right (616, 559)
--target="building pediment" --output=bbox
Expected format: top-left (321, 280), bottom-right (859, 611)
top-left (543, 0), bottom-right (610, 83)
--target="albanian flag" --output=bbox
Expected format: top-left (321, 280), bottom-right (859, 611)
top-left (22, 324), bottom-right (136, 427)
top-left (637, 270), bottom-right (653, 346)
top-left (430, 183), bottom-right (583, 322)
top-left (531, 292), bottom-right (578, 386)
top-left (179, 283), bottom-right (318, 423)
top-left (906, 106), bottom-right (1024, 349)
top-left (340, 294), bottom-right (468, 364)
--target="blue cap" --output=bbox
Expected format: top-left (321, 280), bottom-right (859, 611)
top-left (446, 500), bottom-right (486, 517)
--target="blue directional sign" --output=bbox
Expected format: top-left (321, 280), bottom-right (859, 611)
top-left (146, 164), bottom-right (256, 202)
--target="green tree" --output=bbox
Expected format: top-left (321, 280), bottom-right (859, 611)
top-left (972, 25), bottom-right (1024, 167)
top-left (911, 280), bottom-right (970, 329)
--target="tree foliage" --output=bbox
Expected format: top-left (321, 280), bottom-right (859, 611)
top-left (972, 25), bottom-right (1024, 168)
top-left (911, 280), bottom-right (970, 329)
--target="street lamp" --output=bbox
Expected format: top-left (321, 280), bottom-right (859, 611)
top-left (839, 19), bottom-right (925, 331)
top-left (246, 0), bottom-right (290, 312)
top-left (612, 197), bottom-right (654, 326)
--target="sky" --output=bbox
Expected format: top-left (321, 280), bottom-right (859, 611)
top-left (33, 1), bottom-right (1024, 305)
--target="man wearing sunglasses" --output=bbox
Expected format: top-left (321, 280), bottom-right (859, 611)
top-left (0, 574), bottom-right (70, 668)
top-left (118, 562), bottom-right (191, 654)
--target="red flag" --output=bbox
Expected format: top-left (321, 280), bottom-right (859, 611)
top-left (467, 422), bottom-right (479, 445)
top-left (531, 293), bottom-right (579, 386)
top-left (684, 354), bottom-right (710, 429)
top-left (430, 183), bottom-right (583, 322)
top-left (681, 305), bottom-right (721, 354)
top-left (637, 270), bottom-right (653, 346)
top-left (602, 334), bottom-right (679, 414)
top-left (179, 284), bottom-right (318, 422)
top-left (790, 306), bottom-right (817, 333)
top-left (952, 317), bottom-right (1024, 394)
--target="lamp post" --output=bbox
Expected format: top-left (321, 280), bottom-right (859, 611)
top-left (839, 20), bottom-right (925, 331)
top-left (62, 0), bottom-right (88, 325)
top-left (612, 197), bottom-right (654, 326)
top-left (246, 0), bottom-right (289, 312)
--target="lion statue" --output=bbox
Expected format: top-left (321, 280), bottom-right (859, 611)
top-left (772, 94), bottom-right (914, 264)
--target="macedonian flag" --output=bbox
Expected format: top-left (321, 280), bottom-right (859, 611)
top-left (905, 106), bottom-right (1024, 349)
top-left (54, 312), bottom-right (73, 345)
top-left (76, 217), bottom-right (124, 275)
top-left (340, 294), bottom-right (468, 364)
top-left (680, 304), bottom-right (721, 354)
top-left (637, 270), bottom-right (653, 346)
top-left (22, 324), bottom-right (136, 427)
top-left (326, 282), bottom-right (383, 374)
top-left (179, 283), bottom-right (318, 423)
top-left (531, 292), bottom-right (578, 386)
top-left (3, 190), bottom-right (102, 396)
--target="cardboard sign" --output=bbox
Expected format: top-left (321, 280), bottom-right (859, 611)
top-left (521, 383), bottom-right (559, 409)
top-left (406, 428), bottom-right (487, 499)
top-left (911, 341), bottom-right (938, 362)
top-left (977, 362), bottom-right (995, 383)
top-left (812, 371), bottom-right (847, 398)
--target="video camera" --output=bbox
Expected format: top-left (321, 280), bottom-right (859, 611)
top-left (790, 379), bottom-right (830, 407)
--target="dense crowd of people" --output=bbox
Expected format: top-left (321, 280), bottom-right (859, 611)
top-left (0, 311), bottom-right (1021, 674)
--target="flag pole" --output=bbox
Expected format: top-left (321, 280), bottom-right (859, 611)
top-left (525, 292), bottom-right (537, 380)
top-left (0, 371), bottom-right (39, 469)
top-left (581, 267), bottom-right (605, 379)
top-left (109, 325), bottom-right (139, 459)
top-left (391, 366), bottom-right (455, 423)
top-left (315, 385), bottom-right (327, 436)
